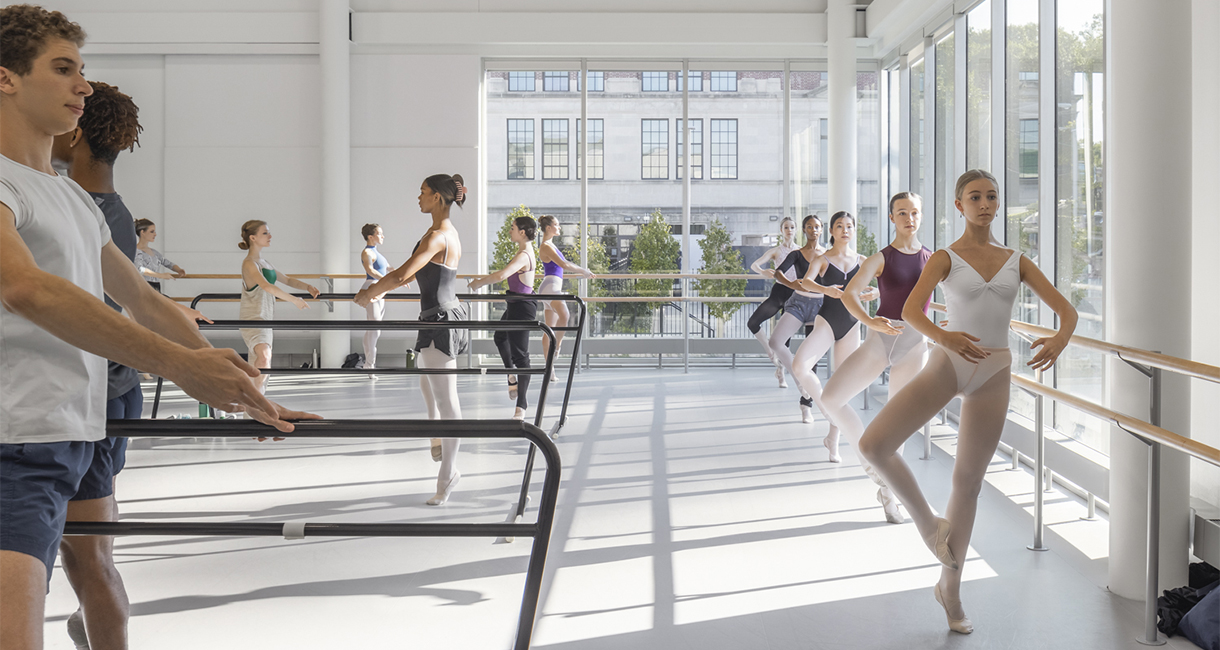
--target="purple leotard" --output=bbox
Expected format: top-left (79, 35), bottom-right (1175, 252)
top-left (543, 247), bottom-right (566, 279)
top-left (876, 244), bottom-right (933, 320)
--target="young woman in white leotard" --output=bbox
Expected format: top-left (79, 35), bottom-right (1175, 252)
top-left (133, 219), bottom-right (186, 292)
top-left (238, 220), bottom-right (319, 394)
top-left (359, 223), bottom-right (395, 380)
top-left (356, 174), bottom-right (468, 506)
top-left (748, 216), bottom-right (798, 387)
top-left (790, 212), bottom-right (879, 452)
top-left (767, 215), bottom-right (826, 422)
top-left (537, 215), bottom-right (594, 381)
top-left (819, 193), bottom-right (929, 525)
top-left (857, 170), bottom-right (1077, 635)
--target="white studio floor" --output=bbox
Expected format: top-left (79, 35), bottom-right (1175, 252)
top-left (44, 365), bottom-right (1202, 650)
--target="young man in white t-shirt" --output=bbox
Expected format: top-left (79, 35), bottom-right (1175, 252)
top-left (0, 7), bottom-right (320, 646)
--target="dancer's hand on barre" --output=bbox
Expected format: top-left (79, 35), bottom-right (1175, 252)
top-left (354, 288), bottom-right (372, 307)
top-left (864, 316), bottom-right (905, 336)
top-left (290, 295), bottom-right (310, 310)
top-left (172, 348), bottom-right (282, 417)
top-left (1027, 333), bottom-right (1069, 372)
top-left (466, 276), bottom-right (490, 291)
top-left (305, 284), bottom-right (321, 299)
top-left (937, 330), bottom-right (990, 364)
top-left (245, 400), bottom-right (323, 439)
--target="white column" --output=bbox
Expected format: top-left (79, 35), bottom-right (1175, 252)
top-left (1106, 0), bottom-right (1192, 599)
top-left (827, 0), bottom-right (858, 214)
top-left (319, 0), bottom-right (351, 368)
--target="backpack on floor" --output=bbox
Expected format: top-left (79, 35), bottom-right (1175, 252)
top-left (341, 353), bottom-right (366, 369)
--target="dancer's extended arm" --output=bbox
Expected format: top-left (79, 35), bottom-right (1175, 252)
top-left (468, 249), bottom-right (530, 291)
top-left (1017, 255), bottom-right (1077, 370)
top-left (842, 252), bottom-right (902, 335)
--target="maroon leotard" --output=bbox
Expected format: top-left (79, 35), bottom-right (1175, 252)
top-left (876, 244), bottom-right (933, 320)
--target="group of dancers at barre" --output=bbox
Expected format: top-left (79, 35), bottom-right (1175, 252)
top-left (749, 169), bottom-right (1078, 634)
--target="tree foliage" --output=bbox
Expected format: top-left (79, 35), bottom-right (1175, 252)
top-left (492, 205), bottom-right (543, 288)
top-left (561, 225), bottom-right (611, 315)
top-left (692, 219), bottom-right (746, 322)
top-left (629, 210), bottom-right (680, 310)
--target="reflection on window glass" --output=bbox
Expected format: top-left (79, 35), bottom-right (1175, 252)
top-left (966, 0), bottom-right (991, 171)
top-left (507, 119), bottom-right (534, 180)
top-left (577, 118), bottom-right (603, 180)
top-left (1006, 0), bottom-right (1040, 420)
top-left (934, 32), bottom-right (955, 252)
top-left (508, 71), bottom-right (535, 92)
top-left (1055, 0), bottom-right (1106, 454)
top-left (542, 119), bottom-right (568, 179)
top-left (857, 71), bottom-right (881, 248)
top-left (677, 118), bottom-right (703, 179)
top-left (910, 61), bottom-right (925, 204)
top-left (642, 119), bottom-right (669, 179)
top-left (792, 70), bottom-right (830, 221)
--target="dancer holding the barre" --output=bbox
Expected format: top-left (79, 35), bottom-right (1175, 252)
top-left (359, 223), bottom-right (394, 380)
top-left (468, 215), bottom-right (538, 421)
top-left (857, 170), bottom-right (1077, 634)
top-left (238, 219), bottom-right (319, 395)
top-left (747, 216), bottom-right (798, 388)
top-left (357, 174), bottom-right (468, 506)
top-left (537, 215), bottom-right (593, 383)
top-left (766, 215), bottom-right (825, 423)
top-left (818, 192), bottom-right (929, 524)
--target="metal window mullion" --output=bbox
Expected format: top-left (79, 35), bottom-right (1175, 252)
top-left (682, 58), bottom-right (691, 373)
top-left (1038, 0), bottom-right (1055, 329)
top-left (954, 10), bottom-right (968, 243)
top-left (992, 0), bottom-right (1007, 244)
top-left (580, 59), bottom-right (588, 292)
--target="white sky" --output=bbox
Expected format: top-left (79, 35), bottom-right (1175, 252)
top-left (1004, 0), bottom-right (1102, 32)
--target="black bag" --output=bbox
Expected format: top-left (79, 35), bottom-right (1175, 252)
top-left (341, 353), bottom-right (365, 369)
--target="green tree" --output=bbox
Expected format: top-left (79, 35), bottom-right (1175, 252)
top-left (856, 220), bottom-right (881, 318)
top-left (491, 205), bottom-right (543, 288)
top-left (629, 210), bottom-right (680, 311)
top-left (561, 225), bottom-right (611, 315)
top-left (692, 219), bottom-right (747, 322)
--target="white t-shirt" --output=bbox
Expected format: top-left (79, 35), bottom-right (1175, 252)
top-left (0, 154), bottom-right (111, 444)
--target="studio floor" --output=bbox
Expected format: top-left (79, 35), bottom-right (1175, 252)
top-left (44, 366), bottom-right (1200, 649)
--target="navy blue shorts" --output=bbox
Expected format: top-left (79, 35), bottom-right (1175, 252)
top-left (73, 384), bottom-right (141, 502)
top-left (0, 441), bottom-right (93, 580)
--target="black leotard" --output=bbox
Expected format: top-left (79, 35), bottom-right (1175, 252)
top-left (816, 260), bottom-right (861, 341)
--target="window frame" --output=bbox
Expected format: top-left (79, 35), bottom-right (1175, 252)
top-left (577, 118), bottom-right (604, 180)
top-left (641, 118), bottom-right (670, 180)
top-left (507, 118), bottom-right (535, 180)
top-left (542, 118), bottom-right (570, 180)
top-left (709, 118), bottom-right (738, 179)
top-left (677, 118), bottom-right (703, 180)
top-left (508, 71), bottom-right (535, 92)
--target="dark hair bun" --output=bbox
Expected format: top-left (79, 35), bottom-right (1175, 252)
top-left (238, 241), bottom-right (249, 250)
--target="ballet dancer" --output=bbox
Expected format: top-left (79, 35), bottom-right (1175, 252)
top-left (857, 170), bottom-right (1076, 634)
top-left (747, 216), bottom-right (798, 387)
top-left (818, 193), bottom-right (929, 524)
top-left (356, 174), bottom-right (468, 506)
top-left (359, 223), bottom-right (394, 380)
top-left (133, 218), bottom-right (185, 292)
top-left (238, 220), bottom-right (320, 395)
top-left (790, 211), bottom-right (878, 458)
top-left (537, 215), bottom-right (594, 382)
top-left (468, 215), bottom-right (538, 420)
top-left (767, 215), bottom-right (826, 422)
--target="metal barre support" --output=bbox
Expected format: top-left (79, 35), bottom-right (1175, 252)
top-left (1027, 367), bottom-right (1048, 552)
top-left (63, 418), bottom-right (561, 650)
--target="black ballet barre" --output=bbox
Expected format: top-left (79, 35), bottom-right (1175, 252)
top-left (188, 292), bottom-right (589, 438)
top-left (63, 418), bottom-right (560, 650)
top-left (151, 316), bottom-right (558, 541)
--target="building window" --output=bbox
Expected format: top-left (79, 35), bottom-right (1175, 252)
top-left (542, 119), bottom-right (569, 179)
top-left (508, 71), bottom-right (535, 92)
top-left (1018, 70), bottom-right (1039, 82)
top-left (578, 71), bottom-right (604, 92)
top-left (641, 119), bottom-right (669, 179)
top-left (710, 71), bottom-right (737, 92)
top-left (1019, 118), bottom-right (1039, 176)
top-left (710, 119), bottom-right (738, 179)
top-left (507, 119), bottom-right (534, 180)
top-left (677, 118), bottom-right (703, 179)
top-left (543, 71), bottom-right (569, 92)
top-left (677, 71), bottom-right (702, 92)
top-left (577, 118), bottom-right (604, 180)
top-left (819, 118), bottom-right (829, 180)
top-left (642, 71), bottom-right (668, 92)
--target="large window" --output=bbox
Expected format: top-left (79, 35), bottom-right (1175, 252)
top-left (910, 60), bottom-right (926, 205)
top-left (966, 1), bottom-right (992, 171)
top-left (577, 118), bottom-right (603, 180)
top-left (579, 71), bottom-right (604, 92)
top-left (934, 31), bottom-right (955, 251)
top-left (507, 119), bottom-right (534, 180)
top-left (710, 71), bottom-right (737, 92)
top-left (677, 118), bottom-right (703, 179)
top-left (642, 72), bottom-right (668, 92)
top-left (791, 70), bottom-right (829, 221)
top-left (542, 119), bottom-right (569, 180)
top-left (508, 71), bottom-right (535, 92)
top-left (678, 71), bottom-right (702, 92)
top-left (543, 71), bottom-right (569, 92)
top-left (710, 119), bottom-right (738, 179)
top-left (1019, 119), bottom-right (1039, 175)
top-left (642, 119), bottom-right (669, 179)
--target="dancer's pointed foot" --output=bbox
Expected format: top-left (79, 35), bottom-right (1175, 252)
top-left (66, 608), bottom-right (89, 650)
top-left (934, 583), bottom-right (973, 634)
top-left (507, 379), bottom-right (518, 400)
top-left (426, 471), bottom-right (461, 506)
top-left (877, 486), bottom-right (904, 524)
top-left (799, 396), bottom-right (814, 423)
top-left (923, 517), bottom-right (958, 570)
top-left (430, 438), bottom-right (442, 462)
top-left (823, 428), bottom-right (841, 463)
top-left (513, 407), bottom-right (525, 421)
top-left (775, 366), bottom-right (788, 389)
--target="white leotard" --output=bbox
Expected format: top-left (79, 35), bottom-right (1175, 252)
top-left (942, 248), bottom-right (1020, 349)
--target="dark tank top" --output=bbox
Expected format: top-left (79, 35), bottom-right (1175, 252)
top-left (876, 245), bottom-right (933, 320)
top-left (816, 259), bottom-right (860, 328)
top-left (412, 234), bottom-right (458, 312)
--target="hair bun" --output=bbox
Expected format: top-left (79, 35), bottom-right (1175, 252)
top-left (238, 241), bottom-right (249, 250)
